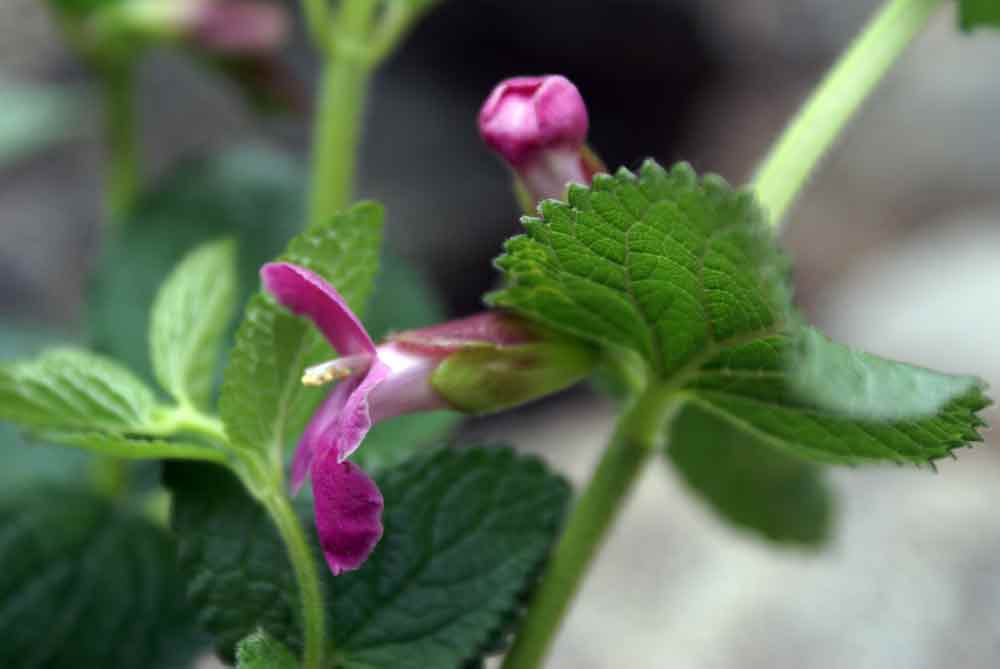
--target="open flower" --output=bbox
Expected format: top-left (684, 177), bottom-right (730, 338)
top-left (478, 75), bottom-right (605, 206)
top-left (262, 262), bottom-right (595, 575)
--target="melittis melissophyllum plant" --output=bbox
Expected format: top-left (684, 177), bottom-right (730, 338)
top-left (1, 1), bottom-right (999, 668)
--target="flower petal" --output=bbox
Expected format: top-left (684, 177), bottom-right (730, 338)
top-left (333, 358), bottom-right (391, 462)
top-left (290, 373), bottom-right (361, 494)
top-left (312, 457), bottom-right (384, 575)
top-left (261, 262), bottom-right (374, 356)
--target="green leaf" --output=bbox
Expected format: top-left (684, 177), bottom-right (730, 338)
top-left (683, 334), bottom-right (990, 465)
top-left (789, 327), bottom-right (984, 420)
top-left (236, 630), bottom-right (298, 669)
top-left (49, 431), bottom-right (228, 463)
top-left (667, 404), bottom-right (833, 545)
top-left (88, 146), bottom-right (307, 379)
top-left (220, 202), bottom-right (383, 459)
top-left (167, 463), bottom-right (304, 661)
top-left (353, 411), bottom-right (460, 473)
top-left (0, 76), bottom-right (78, 170)
top-left (489, 161), bottom-right (789, 379)
top-left (960, 0), bottom-right (1000, 30)
top-left (491, 160), bottom-right (989, 466)
top-left (0, 348), bottom-right (158, 433)
top-left (333, 447), bottom-right (570, 668)
top-left (0, 484), bottom-right (204, 669)
top-left (168, 447), bottom-right (570, 666)
top-left (151, 239), bottom-right (238, 409)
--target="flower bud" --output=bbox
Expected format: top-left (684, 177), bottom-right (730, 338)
top-left (479, 75), bottom-right (605, 205)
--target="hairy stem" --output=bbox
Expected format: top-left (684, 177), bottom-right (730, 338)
top-left (101, 63), bottom-right (139, 225)
top-left (306, 0), bottom-right (377, 229)
top-left (752, 0), bottom-right (945, 227)
top-left (261, 490), bottom-right (327, 669)
top-left (502, 386), bottom-right (679, 669)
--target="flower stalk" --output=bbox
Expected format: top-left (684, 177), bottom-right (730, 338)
top-left (752, 0), bottom-right (945, 228)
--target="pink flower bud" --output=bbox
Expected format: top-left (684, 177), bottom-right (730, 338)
top-left (190, 0), bottom-right (288, 55)
top-left (479, 75), bottom-right (604, 203)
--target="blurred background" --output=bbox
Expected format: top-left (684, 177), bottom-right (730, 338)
top-left (2, 0), bottom-right (1000, 667)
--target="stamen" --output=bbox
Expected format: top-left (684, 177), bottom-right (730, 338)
top-left (302, 352), bottom-right (373, 387)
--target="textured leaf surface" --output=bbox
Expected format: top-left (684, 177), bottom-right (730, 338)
top-left (168, 447), bottom-right (569, 667)
top-left (236, 631), bottom-right (298, 669)
top-left (0, 348), bottom-right (157, 433)
top-left (167, 463), bottom-right (305, 660)
top-left (960, 0), bottom-right (1000, 30)
top-left (490, 161), bottom-right (789, 378)
top-left (683, 335), bottom-right (990, 465)
top-left (220, 202), bottom-right (383, 458)
top-left (150, 239), bottom-right (238, 409)
top-left (668, 404), bottom-right (832, 545)
top-left (0, 485), bottom-right (203, 669)
top-left (50, 431), bottom-right (227, 463)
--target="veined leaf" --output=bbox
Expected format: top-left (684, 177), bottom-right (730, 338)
top-left (150, 239), bottom-right (238, 409)
top-left (168, 447), bottom-right (569, 666)
top-left (219, 202), bottom-right (383, 460)
top-left (236, 631), bottom-right (298, 669)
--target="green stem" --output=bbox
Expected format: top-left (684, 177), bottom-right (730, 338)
top-left (306, 0), bottom-right (377, 229)
top-left (101, 63), bottom-right (139, 225)
top-left (752, 0), bottom-right (944, 227)
top-left (301, 0), bottom-right (333, 52)
top-left (261, 490), bottom-right (328, 669)
top-left (502, 386), bottom-right (679, 669)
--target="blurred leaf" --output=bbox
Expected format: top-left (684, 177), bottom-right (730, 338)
top-left (353, 410), bottom-right (459, 473)
top-left (169, 447), bottom-right (569, 666)
top-left (220, 202), bottom-right (383, 461)
top-left (0, 77), bottom-right (78, 170)
top-left (0, 484), bottom-right (204, 669)
top-left (0, 348), bottom-right (158, 433)
top-left (88, 145), bottom-right (307, 380)
top-left (236, 630), bottom-right (298, 669)
top-left (0, 347), bottom-right (227, 463)
top-left (790, 327), bottom-right (984, 420)
top-left (685, 335), bottom-right (990, 465)
top-left (960, 0), bottom-right (1000, 30)
top-left (667, 404), bottom-right (832, 545)
top-left (150, 239), bottom-right (238, 409)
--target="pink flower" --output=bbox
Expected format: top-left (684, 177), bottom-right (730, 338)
top-left (478, 75), bottom-right (604, 204)
top-left (262, 262), bottom-right (593, 575)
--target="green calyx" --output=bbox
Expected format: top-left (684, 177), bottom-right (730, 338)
top-left (430, 339), bottom-right (598, 415)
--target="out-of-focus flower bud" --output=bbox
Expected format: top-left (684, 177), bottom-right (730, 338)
top-left (478, 75), bottom-right (605, 206)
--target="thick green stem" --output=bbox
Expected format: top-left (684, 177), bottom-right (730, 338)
top-left (306, 0), bottom-right (377, 229)
top-left (752, 0), bottom-right (944, 227)
top-left (261, 491), bottom-right (327, 669)
top-left (101, 64), bottom-right (139, 225)
top-left (502, 386), bottom-right (678, 669)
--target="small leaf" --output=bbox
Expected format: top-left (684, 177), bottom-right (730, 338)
top-left (88, 146), bottom-right (307, 379)
top-left (236, 630), bottom-right (298, 669)
top-left (960, 0), bottom-right (1000, 30)
top-left (684, 334), bottom-right (990, 465)
top-left (0, 348), bottom-right (157, 433)
top-left (0, 484), bottom-right (204, 669)
top-left (150, 239), bottom-right (238, 409)
top-left (168, 447), bottom-right (570, 666)
top-left (490, 161), bottom-right (789, 379)
top-left (790, 327), bottom-right (983, 420)
top-left (667, 404), bottom-right (832, 545)
top-left (220, 202), bottom-right (383, 459)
